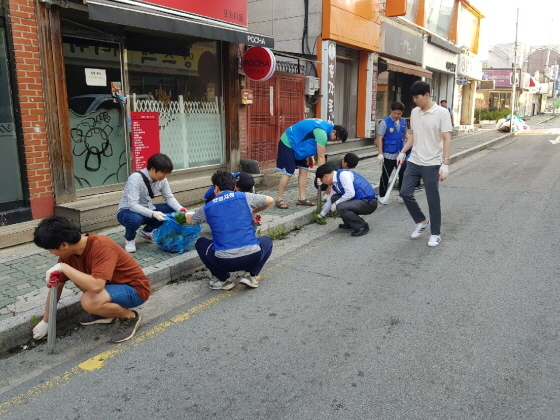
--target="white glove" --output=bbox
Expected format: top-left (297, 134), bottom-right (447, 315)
top-left (331, 202), bottom-right (337, 213)
top-left (33, 320), bottom-right (48, 340)
top-left (439, 164), bottom-right (449, 181)
top-left (377, 154), bottom-right (384, 164)
top-left (45, 263), bottom-right (62, 283)
top-left (152, 211), bottom-right (166, 221)
top-left (316, 178), bottom-right (322, 186)
top-left (397, 153), bottom-right (406, 165)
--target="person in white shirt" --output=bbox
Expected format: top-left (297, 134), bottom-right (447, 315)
top-left (315, 164), bottom-right (377, 237)
top-left (397, 81), bottom-right (452, 247)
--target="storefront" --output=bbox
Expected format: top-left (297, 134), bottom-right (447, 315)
top-left (424, 36), bottom-right (460, 123)
top-left (456, 51), bottom-right (482, 128)
top-left (41, 0), bottom-right (273, 203)
top-left (376, 21), bottom-right (430, 123)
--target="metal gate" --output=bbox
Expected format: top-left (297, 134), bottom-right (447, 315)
top-left (247, 72), bottom-right (304, 162)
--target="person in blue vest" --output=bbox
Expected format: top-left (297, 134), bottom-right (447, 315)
top-left (377, 102), bottom-right (412, 201)
top-left (185, 170), bottom-right (274, 290)
top-left (275, 118), bottom-right (348, 209)
top-left (203, 172), bottom-right (255, 202)
top-left (315, 164), bottom-right (377, 237)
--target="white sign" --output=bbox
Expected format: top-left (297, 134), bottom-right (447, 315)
top-left (85, 68), bottom-right (107, 86)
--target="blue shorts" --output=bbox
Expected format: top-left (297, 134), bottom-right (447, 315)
top-left (275, 141), bottom-right (309, 177)
top-left (105, 284), bottom-right (145, 309)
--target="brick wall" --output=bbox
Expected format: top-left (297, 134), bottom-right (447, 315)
top-left (8, 0), bottom-right (53, 218)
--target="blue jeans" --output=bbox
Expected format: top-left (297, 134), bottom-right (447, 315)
top-left (195, 236), bottom-right (274, 281)
top-left (117, 203), bottom-right (175, 241)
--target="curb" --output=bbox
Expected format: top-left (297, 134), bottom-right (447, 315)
top-left (0, 207), bottom-right (317, 355)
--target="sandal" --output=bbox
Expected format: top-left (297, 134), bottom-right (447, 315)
top-left (275, 199), bottom-right (289, 209)
top-left (296, 199), bottom-right (316, 206)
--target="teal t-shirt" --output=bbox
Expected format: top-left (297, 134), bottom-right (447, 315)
top-left (280, 128), bottom-right (328, 148)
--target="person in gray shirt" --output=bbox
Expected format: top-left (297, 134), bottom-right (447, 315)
top-left (186, 170), bottom-right (274, 290)
top-left (117, 153), bottom-right (187, 253)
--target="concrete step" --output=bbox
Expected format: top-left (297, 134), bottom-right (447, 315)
top-left (0, 219), bottom-right (41, 249)
top-left (325, 137), bottom-right (374, 155)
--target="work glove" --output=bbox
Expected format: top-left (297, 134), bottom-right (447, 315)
top-left (377, 154), bottom-right (384, 164)
top-left (397, 152), bottom-right (406, 165)
top-left (439, 164), bottom-right (449, 181)
top-left (45, 263), bottom-right (62, 284)
top-left (152, 211), bottom-right (166, 221)
top-left (33, 320), bottom-right (48, 340)
top-left (316, 178), bottom-right (322, 187)
top-left (331, 202), bottom-right (337, 213)
top-left (178, 207), bottom-right (188, 213)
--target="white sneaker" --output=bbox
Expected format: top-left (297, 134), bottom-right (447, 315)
top-left (239, 273), bottom-right (259, 288)
top-left (397, 196), bottom-right (404, 203)
top-left (140, 229), bottom-right (155, 241)
top-left (411, 221), bottom-right (430, 238)
top-left (124, 239), bottom-right (136, 253)
top-left (207, 277), bottom-right (235, 290)
top-left (428, 235), bottom-right (441, 247)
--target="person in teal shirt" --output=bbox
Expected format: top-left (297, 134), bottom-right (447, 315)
top-left (275, 118), bottom-right (347, 209)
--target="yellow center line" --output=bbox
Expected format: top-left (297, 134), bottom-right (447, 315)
top-left (0, 236), bottom-right (334, 414)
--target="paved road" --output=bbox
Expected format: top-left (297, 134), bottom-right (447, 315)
top-left (1, 118), bottom-right (560, 418)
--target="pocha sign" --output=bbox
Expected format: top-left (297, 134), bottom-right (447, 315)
top-left (242, 47), bottom-right (276, 81)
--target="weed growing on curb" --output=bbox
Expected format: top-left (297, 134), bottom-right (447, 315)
top-left (260, 224), bottom-right (290, 240)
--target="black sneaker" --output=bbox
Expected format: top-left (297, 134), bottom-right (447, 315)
top-left (110, 311), bottom-right (141, 343)
top-left (338, 223), bottom-right (352, 230)
top-left (79, 313), bottom-right (115, 326)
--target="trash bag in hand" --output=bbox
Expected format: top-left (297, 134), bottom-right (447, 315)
top-left (152, 212), bottom-right (201, 254)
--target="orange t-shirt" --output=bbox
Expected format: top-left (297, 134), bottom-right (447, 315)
top-left (59, 234), bottom-right (151, 301)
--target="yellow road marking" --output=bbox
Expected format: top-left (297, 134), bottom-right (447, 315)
top-left (0, 236), bottom-right (333, 414)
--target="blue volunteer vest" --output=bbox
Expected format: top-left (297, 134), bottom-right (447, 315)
top-left (382, 117), bottom-right (407, 154)
top-left (286, 119), bottom-right (334, 160)
top-left (204, 190), bottom-right (259, 251)
top-left (332, 169), bottom-right (376, 200)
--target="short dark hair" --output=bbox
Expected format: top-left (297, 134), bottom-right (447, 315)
top-left (147, 153), bottom-right (173, 173)
top-left (343, 153), bottom-right (358, 169)
top-left (391, 102), bottom-right (405, 112)
top-left (235, 172), bottom-right (255, 192)
top-left (316, 164), bottom-right (334, 179)
top-left (440, 100), bottom-right (447, 105)
top-left (33, 216), bottom-right (82, 250)
top-left (211, 170), bottom-right (235, 192)
top-left (334, 125), bottom-right (348, 142)
top-left (409, 81), bottom-right (431, 97)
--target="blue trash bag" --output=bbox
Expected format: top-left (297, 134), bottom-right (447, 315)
top-left (152, 213), bottom-right (201, 254)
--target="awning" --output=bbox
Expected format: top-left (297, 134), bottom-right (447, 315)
top-left (380, 57), bottom-right (432, 78)
top-left (87, 0), bottom-right (274, 48)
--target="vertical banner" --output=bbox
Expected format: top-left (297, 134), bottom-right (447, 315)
top-left (131, 112), bottom-right (160, 171)
top-left (370, 53), bottom-right (378, 137)
top-left (321, 40), bottom-right (336, 124)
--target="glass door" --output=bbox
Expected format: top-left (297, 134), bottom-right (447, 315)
top-left (63, 37), bottom-right (128, 190)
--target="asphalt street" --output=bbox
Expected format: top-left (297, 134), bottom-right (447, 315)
top-left (1, 121), bottom-right (560, 419)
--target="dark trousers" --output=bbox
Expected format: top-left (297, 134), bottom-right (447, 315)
top-left (400, 162), bottom-right (441, 235)
top-left (332, 194), bottom-right (378, 230)
top-left (378, 158), bottom-right (407, 198)
top-left (195, 236), bottom-right (274, 281)
top-left (117, 203), bottom-right (175, 241)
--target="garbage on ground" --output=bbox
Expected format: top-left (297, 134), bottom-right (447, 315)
top-left (152, 212), bottom-right (201, 254)
top-left (496, 114), bottom-right (529, 132)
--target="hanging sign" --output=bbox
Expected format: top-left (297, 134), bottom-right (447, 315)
top-left (131, 112), bottom-right (160, 171)
top-left (242, 47), bottom-right (276, 81)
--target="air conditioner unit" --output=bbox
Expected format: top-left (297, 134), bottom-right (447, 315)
top-left (304, 76), bottom-right (319, 95)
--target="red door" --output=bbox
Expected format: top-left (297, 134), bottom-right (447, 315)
top-left (247, 73), bottom-right (304, 164)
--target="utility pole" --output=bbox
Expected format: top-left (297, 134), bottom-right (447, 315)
top-left (510, 8), bottom-right (519, 133)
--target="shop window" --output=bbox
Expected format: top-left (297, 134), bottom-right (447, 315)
top-left (425, 0), bottom-right (454, 38)
top-left (126, 36), bottom-right (224, 170)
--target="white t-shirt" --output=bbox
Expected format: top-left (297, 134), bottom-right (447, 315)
top-left (409, 103), bottom-right (453, 166)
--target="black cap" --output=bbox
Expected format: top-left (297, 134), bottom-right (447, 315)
top-left (235, 172), bottom-right (255, 192)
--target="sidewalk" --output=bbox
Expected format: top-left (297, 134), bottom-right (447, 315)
top-left (0, 113), bottom-right (555, 354)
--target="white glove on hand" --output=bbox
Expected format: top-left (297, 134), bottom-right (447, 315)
top-left (45, 263), bottom-right (62, 283)
top-left (316, 178), bottom-right (322, 187)
top-left (439, 164), bottom-right (449, 181)
top-left (377, 154), bottom-right (384, 164)
top-left (33, 320), bottom-right (48, 340)
top-left (152, 211), bottom-right (166, 221)
top-left (331, 202), bottom-right (337, 213)
top-left (397, 152), bottom-right (406, 165)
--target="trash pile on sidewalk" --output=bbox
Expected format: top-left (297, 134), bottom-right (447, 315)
top-left (496, 114), bottom-right (530, 133)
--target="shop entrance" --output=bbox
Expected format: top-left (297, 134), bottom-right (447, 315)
top-left (63, 36), bottom-right (127, 192)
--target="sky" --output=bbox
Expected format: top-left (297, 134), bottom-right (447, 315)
top-left (471, 0), bottom-right (560, 59)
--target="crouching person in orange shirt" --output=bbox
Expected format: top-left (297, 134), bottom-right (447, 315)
top-left (32, 216), bottom-right (151, 343)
